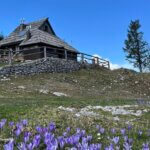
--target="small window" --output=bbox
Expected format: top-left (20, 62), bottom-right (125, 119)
top-left (44, 25), bottom-right (48, 32)
top-left (18, 31), bottom-right (26, 36)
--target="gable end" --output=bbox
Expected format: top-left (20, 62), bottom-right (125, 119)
top-left (39, 19), bottom-right (56, 36)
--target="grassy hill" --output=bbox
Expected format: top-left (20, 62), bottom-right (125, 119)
top-left (0, 68), bottom-right (150, 149)
top-left (0, 67), bottom-right (150, 100)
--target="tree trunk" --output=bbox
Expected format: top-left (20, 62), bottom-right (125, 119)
top-left (137, 43), bottom-right (143, 73)
top-left (139, 64), bottom-right (142, 73)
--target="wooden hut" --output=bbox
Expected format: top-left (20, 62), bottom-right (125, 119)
top-left (0, 18), bottom-right (79, 61)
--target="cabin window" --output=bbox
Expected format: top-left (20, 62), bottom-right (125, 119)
top-left (44, 25), bottom-right (48, 32)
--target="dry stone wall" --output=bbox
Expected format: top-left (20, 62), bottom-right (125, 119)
top-left (0, 58), bottom-right (81, 76)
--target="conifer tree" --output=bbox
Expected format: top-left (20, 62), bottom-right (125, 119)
top-left (123, 20), bottom-right (149, 72)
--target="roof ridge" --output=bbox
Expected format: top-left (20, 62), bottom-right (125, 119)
top-left (27, 17), bottom-right (48, 25)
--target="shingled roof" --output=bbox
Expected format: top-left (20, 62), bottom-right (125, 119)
top-left (0, 18), bottom-right (78, 53)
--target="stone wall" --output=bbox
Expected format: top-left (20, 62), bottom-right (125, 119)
top-left (0, 58), bottom-right (81, 76)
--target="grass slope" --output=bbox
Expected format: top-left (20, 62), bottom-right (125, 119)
top-left (0, 68), bottom-right (150, 149)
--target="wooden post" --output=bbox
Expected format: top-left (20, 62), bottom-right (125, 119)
top-left (81, 53), bottom-right (84, 63)
top-left (8, 49), bottom-right (12, 65)
top-left (108, 61), bottom-right (110, 69)
top-left (92, 57), bottom-right (95, 65)
top-left (65, 50), bottom-right (67, 60)
top-left (44, 46), bottom-right (47, 60)
top-left (97, 57), bottom-right (99, 65)
top-left (3, 50), bottom-right (6, 59)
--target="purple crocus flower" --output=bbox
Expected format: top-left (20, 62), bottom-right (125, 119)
top-left (124, 136), bottom-right (128, 142)
top-left (63, 132), bottom-right (67, 137)
top-left (14, 128), bottom-right (22, 136)
top-left (67, 135), bottom-right (80, 145)
top-left (70, 147), bottom-right (77, 150)
top-left (99, 127), bottom-right (105, 134)
top-left (44, 132), bottom-right (55, 146)
top-left (112, 136), bottom-right (119, 144)
top-left (24, 131), bottom-right (31, 143)
top-left (123, 142), bottom-right (132, 150)
top-left (142, 143), bottom-right (149, 150)
top-left (105, 144), bottom-right (114, 150)
top-left (4, 139), bottom-right (14, 150)
top-left (17, 142), bottom-right (27, 150)
top-left (76, 128), bottom-right (81, 134)
top-left (138, 130), bottom-right (143, 136)
top-left (16, 122), bottom-right (23, 131)
top-left (81, 130), bottom-right (86, 136)
top-left (27, 143), bottom-right (33, 150)
top-left (81, 141), bottom-right (89, 149)
top-left (44, 132), bottom-right (52, 145)
top-left (127, 124), bottom-right (132, 131)
top-left (89, 143), bottom-right (102, 150)
top-left (21, 119), bottom-right (28, 126)
top-left (32, 134), bottom-right (41, 148)
top-left (97, 143), bottom-right (102, 149)
top-left (42, 127), bottom-right (49, 134)
top-left (24, 135), bottom-right (30, 143)
top-left (82, 137), bottom-right (87, 144)
top-left (46, 145), bottom-right (57, 150)
top-left (36, 125), bottom-right (42, 134)
top-left (111, 128), bottom-right (116, 134)
top-left (87, 135), bottom-right (92, 142)
top-left (49, 122), bottom-right (56, 132)
top-left (66, 127), bottom-right (71, 132)
top-left (76, 138), bottom-right (88, 149)
top-left (1, 119), bottom-right (7, 123)
top-left (96, 125), bottom-right (100, 130)
top-left (128, 138), bottom-right (133, 145)
top-left (46, 140), bottom-right (58, 150)
top-left (121, 128), bottom-right (126, 135)
top-left (58, 136), bottom-right (65, 149)
top-left (0, 122), bottom-right (5, 129)
top-left (0, 119), bottom-right (7, 129)
top-left (124, 136), bottom-right (133, 145)
top-left (46, 138), bottom-right (58, 150)
top-left (9, 122), bottom-right (14, 127)
top-left (115, 146), bottom-right (120, 150)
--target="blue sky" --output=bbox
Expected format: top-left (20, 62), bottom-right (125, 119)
top-left (0, 0), bottom-right (150, 69)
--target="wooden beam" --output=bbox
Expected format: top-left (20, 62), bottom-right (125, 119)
top-left (81, 53), bottom-right (84, 63)
top-left (97, 57), bottom-right (99, 65)
top-left (65, 50), bottom-right (67, 60)
top-left (8, 49), bottom-right (12, 65)
top-left (44, 46), bottom-right (47, 60)
top-left (108, 61), bottom-right (110, 69)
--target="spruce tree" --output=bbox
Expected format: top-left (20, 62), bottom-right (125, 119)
top-left (123, 20), bottom-right (149, 72)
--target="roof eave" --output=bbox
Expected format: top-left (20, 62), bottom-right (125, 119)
top-left (20, 41), bottom-right (79, 53)
top-left (0, 40), bottom-right (23, 47)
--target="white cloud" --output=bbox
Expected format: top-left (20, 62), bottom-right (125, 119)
top-left (109, 63), bottom-right (121, 70)
top-left (121, 63), bottom-right (134, 70)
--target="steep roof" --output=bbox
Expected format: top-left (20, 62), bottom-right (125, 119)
top-left (0, 18), bottom-right (78, 53)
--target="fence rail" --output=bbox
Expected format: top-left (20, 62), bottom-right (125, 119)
top-left (0, 47), bottom-right (110, 69)
top-left (78, 53), bottom-right (110, 69)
